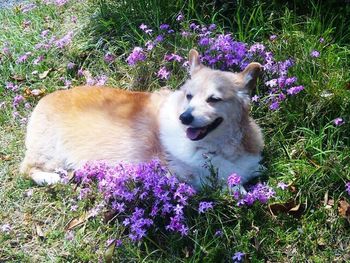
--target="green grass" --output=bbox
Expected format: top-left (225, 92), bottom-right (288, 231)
top-left (1, 0), bottom-right (350, 262)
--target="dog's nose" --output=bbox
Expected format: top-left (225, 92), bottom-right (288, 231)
top-left (179, 112), bottom-right (194, 125)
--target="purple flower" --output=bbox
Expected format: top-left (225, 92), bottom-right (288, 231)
top-left (160, 24), bottom-right (170, 30)
top-left (71, 16), bottom-right (77, 23)
top-left (5, 82), bottom-right (19, 92)
top-left (310, 50), bottom-right (320, 58)
top-left (249, 43), bottom-right (265, 53)
top-left (269, 34), bottom-right (277, 41)
top-left (139, 23), bottom-right (148, 31)
top-left (145, 29), bottom-right (153, 35)
top-left (181, 31), bottom-right (190, 37)
top-left (78, 68), bottom-right (84, 76)
top-left (55, 31), bottom-right (73, 48)
top-left (164, 53), bottom-right (183, 62)
top-left (251, 95), bottom-right (259, 102)
top-left (145, 41), bottom-right (154, 51)
top-left (232, 252), bottom-right (245, 262)
top-left (198, 201), bottom-right (214, 213)
top-left (40, 30), bottom-right (50, 38)
top-left (199, 37), bottom-right (210, 46)
top-left (214, 229), bottom-right (223, 237)
top-left (13, 95), bottom-right (24, 108)
top-left (95, 75), bottom-right (108, 86)
top-left (228, 173), bottom-right (241, 187)
top-left (277, 182), bottom-right (288, 190)
top-left (104, 52), bottom-right (115, 63)
top-left (54, 0), bottom-right (69, 6)
top-left (157, 66), bottom-right (170, 79)
top-left (65, 231), bottom-right (74, 240)
top-left (2, 46), bottom-right (10, 55)
top-left (126, 47), bottom-right (146, 66)
top-left (189, 23), bottom-right (199, 31)
top-left (21, 3), bottom-right (37, 13)
top-left (319, 37), bottom-right (325, 43)
top-left (75, 160), bottom-right (195, 242)
top-left (333, 117), bottom-right (344, 126)
top-left (155, 35), bottom-right (164, 43)
top-left (176, 13), bottom-right (184, 21)
top-left (70, 204), bottom-right (78, 211)
top-left (33, 55), bottom-right (44, 65)
top-left (1, 224), bottom-right (11, 233)
top-left (269, 101), bottom-right (280, 111)
top-left (287, 85), bottom-right (304, 95)
top-left (67, 62), bottom-right (76, 69)
top-left (346, 182), bottom-right (350, 195)
top-left (285, 77), bottom-right (297, 86)
top-left (208, 24), bottom-right (217, 31)
top-left (16, 52), bottom-right (32, 64)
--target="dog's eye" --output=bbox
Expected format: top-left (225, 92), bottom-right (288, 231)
top-left (207, 96), bottom-right (222, 103)
top-left (186, 94), bottom-right (193, 100)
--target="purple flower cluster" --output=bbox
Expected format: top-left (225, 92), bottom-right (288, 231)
top-left (126, 47), bottom-right (146, 66)
top-left (310, 50), bottom-right (320, 58)
top-left (227, 173), bottom-right (241, 187)
top-left (55, 31), bottom-right (74, 48)
top-left (198, 201), bottom-right (214, 213)
top-left (126, 20), bottom-right (302, 110)
top-left (74, 160), bottom-right (195, 242)
top-left (21, 3), bottom-right (37, 13)
top-left (228, 173), bottom-right (275, 207)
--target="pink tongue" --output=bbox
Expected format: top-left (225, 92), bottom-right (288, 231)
top-left (186, 128), bottom-right (202, 140)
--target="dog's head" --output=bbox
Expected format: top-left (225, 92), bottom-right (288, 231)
top-left (179, 49), bottom-right (262, 141)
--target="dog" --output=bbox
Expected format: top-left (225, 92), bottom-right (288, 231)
top-left (20, 49), bottom-right (264, 190)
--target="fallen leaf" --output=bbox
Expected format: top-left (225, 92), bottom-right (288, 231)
top-left (317, 237), bottom-right (326, 247)
top-left (338, 200), bottom-right (350, 222)
top-left (65, 212), bottom-right (91, 231)
top-left (35, 223), bottom-right (45, 239)
top-left (65, 208), bottom-right (98, 231)
top-left (103, 210), bottom-right (117, 224)
top-left (104, 241), bottom-right (116, 263)
top-left (269, 199), bottom-right (305, 218)
top-left (24, 87), bottom-right (46, 98)
top-left (10, 74), bottom-right (25, 81)
top-left (323, 190), bottom-right (329, 206)
top-left (39, 68), bottom-right (52, 79)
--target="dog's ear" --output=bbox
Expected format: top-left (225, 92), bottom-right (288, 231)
top-left (240, 62), bottom-right (262, 92)
top-left (188, 49), bottom-right (201, 75)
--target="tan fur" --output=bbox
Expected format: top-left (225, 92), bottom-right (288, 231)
top-left (20, 86), bottom-right (167, 175)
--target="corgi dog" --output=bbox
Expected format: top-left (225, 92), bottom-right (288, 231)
top-left (20, 49), bottom-right (264, 189)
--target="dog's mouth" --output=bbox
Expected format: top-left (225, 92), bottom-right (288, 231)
top-left (186, 117), bottom-right (223, 141)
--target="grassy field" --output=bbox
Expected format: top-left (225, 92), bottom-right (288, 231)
top-left (0, 0), bottom-right (350, 262)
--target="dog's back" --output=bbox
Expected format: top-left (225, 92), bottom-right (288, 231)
top-left (20, 86), bottom-right (166, 184)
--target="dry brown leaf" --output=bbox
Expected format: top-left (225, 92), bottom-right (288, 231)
top-left (39, 68), bottom-right (52, 79)
top-left (24, 87), bottom-right (46, 98)
top-left (65, 208), bottom-right (98, 231)
top-left (10, 74), bottom-right (25, 81)
top-left (338, 200), bottom-right (350, 221)
top-left (269, 199), bottom-right (305, 218)
top-left (289, 203), bottom-right (301, 212)
top-left (65, 212), bottom-right (90, 231)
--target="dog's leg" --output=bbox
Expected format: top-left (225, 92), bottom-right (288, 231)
top-left (29, 167), bottom-right (62, 185)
